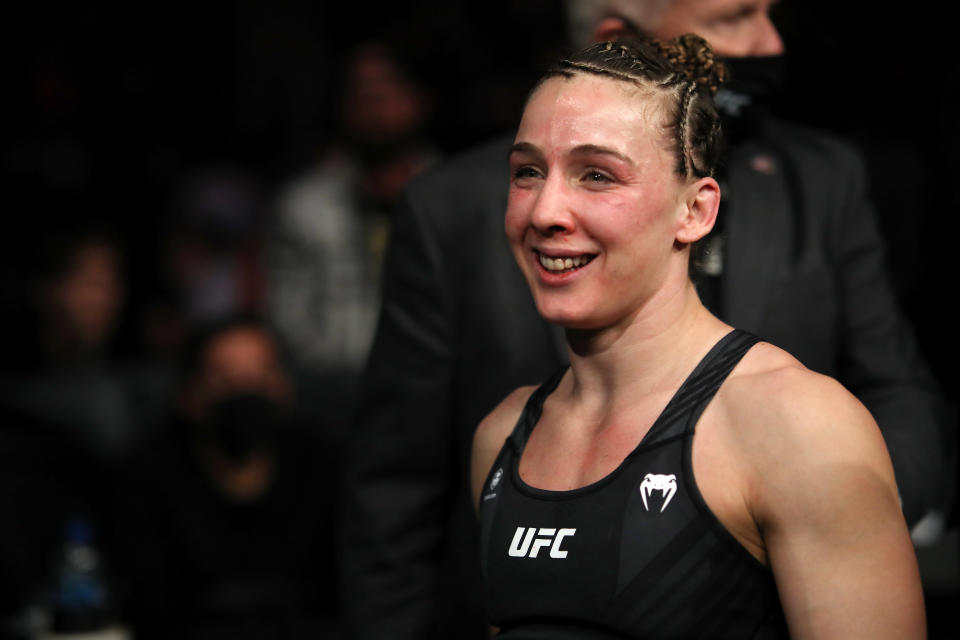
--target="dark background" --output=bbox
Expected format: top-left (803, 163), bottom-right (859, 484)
top-left (2, 0), bottom-right (957, 631)
top-left (4, 1), bottom-right (956, 374)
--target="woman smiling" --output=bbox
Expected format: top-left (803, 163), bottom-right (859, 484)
top-left (471, 36), bottom-right (924, 639)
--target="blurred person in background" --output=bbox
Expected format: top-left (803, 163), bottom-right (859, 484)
top-left (31, 231), bottom-right (123, 365)
top-left (161, 166), bottom-right (267, 327)
top-left (340, 1), bottom-right (951, 638)
top-left (1, 224), bottom-right (137, 460)
top-left (111, 315), bottom-right (340, 639)
top-left (0, 222), bottom-right (132, 636)
top-left (266, 39), bottom-right (438, 438)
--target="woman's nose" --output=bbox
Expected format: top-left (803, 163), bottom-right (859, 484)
top-left (529, 176), bottom-right (576, 235)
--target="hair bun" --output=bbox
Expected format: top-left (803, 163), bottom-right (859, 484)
top-left (655, 34), bottom-right (727, 96)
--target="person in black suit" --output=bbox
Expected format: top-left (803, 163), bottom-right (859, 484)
top-left (339, 2), bottom-right (948, 638)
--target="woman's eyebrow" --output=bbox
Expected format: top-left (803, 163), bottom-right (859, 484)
top-left (569, 144), bottom-right (634, 166)
top-left (508, 141), bottom-right (542, 160)
top-left (508, 142), bottom-right (634, 166)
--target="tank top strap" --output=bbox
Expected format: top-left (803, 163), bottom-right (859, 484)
top-left (642, 329), bottom-right (761, 445)
top-left (507, 366), bottom-right (568, 451)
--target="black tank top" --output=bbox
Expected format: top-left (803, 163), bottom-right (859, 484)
top-left (479, 330), bottom-right (788, 639)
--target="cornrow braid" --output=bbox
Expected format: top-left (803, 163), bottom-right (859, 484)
top-left (654, 34), bottom-right (727, 97)
top-left (535, 34), bottom-right (726, 180)
top-left (558, 60), bottom-right (650, 87)
top-left (676, 81), bottom-right (699, 177)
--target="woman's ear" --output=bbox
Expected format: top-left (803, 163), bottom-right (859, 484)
top-left (675, 177), bottom-right (720, 244)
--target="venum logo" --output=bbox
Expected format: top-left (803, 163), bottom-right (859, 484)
top-left (508, 527), bottom-right (575, 559)
top-left (489, 468), bottom-right (503, 491)
top-left (639, 473), bottom-right (677, 512)
top-left (482, 468), bottom-right (504, 503)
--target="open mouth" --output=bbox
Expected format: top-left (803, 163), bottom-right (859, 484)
top-left (537, 251), bottom-right (596, 274)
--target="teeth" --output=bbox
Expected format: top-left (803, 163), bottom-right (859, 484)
top-left (538, 253), bottom-right (592, 272)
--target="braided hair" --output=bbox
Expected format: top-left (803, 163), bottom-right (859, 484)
top-left (535, 34), bottom-right (726, 180)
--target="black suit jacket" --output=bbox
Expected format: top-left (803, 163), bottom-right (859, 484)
top-left (340, 116), bottom-right (946, 639)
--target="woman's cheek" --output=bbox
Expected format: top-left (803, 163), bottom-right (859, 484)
top-left (504, 201), bottom-right (528, 245)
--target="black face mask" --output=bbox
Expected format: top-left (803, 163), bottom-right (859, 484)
top-left (204, 392), bottom-right (283, 464)
top-left (721, 55), bottom-right (785, 97)
top-left (714, 54), bottom-right (786, 118)
top-left (710, 54), bottom-right (787, 146)
top-left (603, 15), bottom-right (786, 109)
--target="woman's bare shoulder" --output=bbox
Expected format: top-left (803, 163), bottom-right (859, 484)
top-left (715, 340), bottom-right (896, 501)
top-left (471, 385), bottom-right (539, 509)
top-left (722, 341), bottom-right (878, 442)
top-left (474, 385), bottom-right (538, 449)
top-left (713, 345), bottom-right (921, 638)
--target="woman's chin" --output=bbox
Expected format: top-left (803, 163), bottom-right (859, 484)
top-left (535, 301), bottom-right (604, 330)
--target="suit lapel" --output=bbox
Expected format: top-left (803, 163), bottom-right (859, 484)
top-left (722, 142), bottom-right (794, 332)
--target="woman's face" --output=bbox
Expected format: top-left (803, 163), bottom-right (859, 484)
top-left (505, 74), bottom-right (689, 330)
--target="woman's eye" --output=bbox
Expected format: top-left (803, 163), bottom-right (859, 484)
top-left (513, 166), bottom-right (541, 180)
top-left (584, 170), bottom-right (612, 184)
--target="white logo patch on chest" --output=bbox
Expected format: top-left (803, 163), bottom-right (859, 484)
top-left (640, 473), bottom-right (677, 512)
top-left (507, 526), bottom-right (576, 558)
top-left (489, 467), bottom-right (503, 491)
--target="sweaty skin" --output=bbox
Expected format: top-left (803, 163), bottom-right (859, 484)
top-left (474, 72), bottom-right (925, 640)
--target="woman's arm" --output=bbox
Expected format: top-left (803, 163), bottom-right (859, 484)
top-left (748, 368), bottom-right (926, 639)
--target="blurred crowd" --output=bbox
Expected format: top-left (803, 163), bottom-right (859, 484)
top-left (1, 1), bottom-right (956, 638)
top-left (2, 17), bottom-right (453, 636)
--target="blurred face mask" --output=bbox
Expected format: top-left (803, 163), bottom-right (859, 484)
top-left (204, 392), bottom-right (283, 464)
top-left (720, 54), bottom-right (785, 100)
top-left (605, 14), bottom-right (785, 117)
top-left (712, 54), bottom-right (786, 143)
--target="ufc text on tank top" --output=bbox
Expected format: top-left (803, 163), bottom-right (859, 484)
top-left (479, 329), bottom-right (788, 639)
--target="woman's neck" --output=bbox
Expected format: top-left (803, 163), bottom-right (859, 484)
top-left (563, 280), bottom-right (729, 410)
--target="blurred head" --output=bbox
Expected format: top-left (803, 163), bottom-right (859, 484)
top-left (505, 36), bottom-right (723, 329)
top-left (36, 230), bottom-right (125, 356)
top-left (339, 41), bottom-right (432, 154)
top-left (173, 166), bottom-right (262, 252)
top-left (565, 0), bottom-right (783, 57)
top-left (179, 316), bottom-right (292, 463)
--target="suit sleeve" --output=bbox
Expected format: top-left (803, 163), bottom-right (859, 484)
top-left (832, 148), bottom-right (949, 527)
top-left (338, 185), bottom-right (457, 639)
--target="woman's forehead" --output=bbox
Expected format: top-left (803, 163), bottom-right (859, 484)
top-left (518, 75), bottom-right (672, 155)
